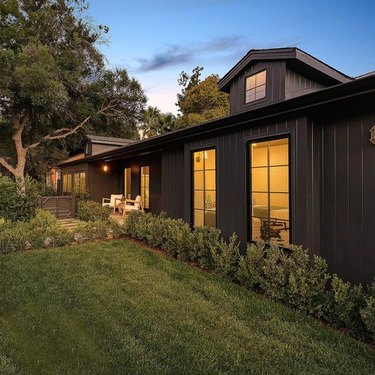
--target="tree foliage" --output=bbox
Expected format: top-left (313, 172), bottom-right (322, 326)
top-left (139, 106), bottom-right (176, 138)
top-left (0, 0), bottom-right (146, 187)
top-left (175, 67), bottom-right (230, 128)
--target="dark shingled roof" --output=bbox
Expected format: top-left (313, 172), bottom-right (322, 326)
top-left (218, 47), bottom-right (352, 93)
top-left (86, 135), bottom-right (136, 146)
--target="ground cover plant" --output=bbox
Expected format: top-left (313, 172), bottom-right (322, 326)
top-left (1, 241), bottom-right (375, 374)
top-left (0, 209), bottom-right (122, 254)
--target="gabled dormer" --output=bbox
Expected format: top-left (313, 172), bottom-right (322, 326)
top-left (84, 135), bottom-right (135, 157)
top-left (218, 48), bottom-right (352, 115)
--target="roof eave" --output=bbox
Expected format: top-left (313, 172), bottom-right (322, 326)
top-left (59, 75), bottom-right (375, 168)
top-left (218, 47), bottom-right (352, 93)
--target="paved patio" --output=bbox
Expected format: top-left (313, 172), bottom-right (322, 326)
top-left (110, 213), bottom-right (124, 225)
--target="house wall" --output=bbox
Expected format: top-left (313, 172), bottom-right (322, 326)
top-left (161, 145), bottom-right (185, 219)
top-left (64, 98), bottom-right (375, 284)
top-left (157, 104), bottom-right (375, 284)
top-left (88, 162), bottom-right (123, 203)
top-left (315, 99), bottom-right (375, 284)
top-left (285, 69), bottom-right (325, 99)
top-left (91, 143), bottom-right (120, 156)
top-left (159, 116), bottom-right (315, 256)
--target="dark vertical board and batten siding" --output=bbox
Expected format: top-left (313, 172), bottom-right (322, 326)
top-left (178, 117), bottom-right (313, 251)
top-left (229, 61), bottom-right (286, 115)
top-left (320, 112), bottom-right (375, 284)
top-left (161, 147), bottom-right (185, 219)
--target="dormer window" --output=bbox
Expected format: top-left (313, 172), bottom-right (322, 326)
top-left (85, 143), bottom-right (90, 155)
top-left (245, 70), bottom-right (266, 103)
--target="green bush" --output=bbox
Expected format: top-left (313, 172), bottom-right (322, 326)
top-left (211, 234), bottom-right (240, 280)
top-left (74, 221), bottom-right (110, 242)
top-left (192, 226), bottom-right (221, 268)
top-left (237, 241), bottom-right (265, 289)
top-left (123, 210), bottom-right (144, 237)
top-left (108, 219), bottom-right (124, 239)
top-left (162, 219), bottom-right (194, 260)
top-left (237, 243), bottom-right (330, 317)
top-left (0, 210), bottom-right (72, 252)
top-left (0, 176), bottom-right (39, 222)
top-left (324, 275), bottom-right (367, 339)
top-left (360, 280), bottom-right (375, 340)
top-left (29, 209), bottom-right (57, 231)
top-left (284, 247), bottom-right (330, 317)
top-left (43, 225), bottom-right (72, 248)
top-left (77, 200), bottom-right (110, 222)
top-left (145, 212), bottom-right (171, 248)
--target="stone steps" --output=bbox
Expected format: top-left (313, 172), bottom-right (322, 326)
top-left (57, 218), bottom-right (81, 230)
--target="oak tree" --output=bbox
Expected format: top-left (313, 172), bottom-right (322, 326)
top-left (0, 0), bottom-right (146, 190)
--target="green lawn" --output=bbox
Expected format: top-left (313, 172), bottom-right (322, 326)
top-left (1, 241), bottom-right (374, 375)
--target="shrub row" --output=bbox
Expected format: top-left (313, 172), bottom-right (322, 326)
top-left (124, 210), bottom-right (238, 270)
top-left (0, 209), bottom-right (123, 254)
top-left (124, 210), bottom-right (375, 342)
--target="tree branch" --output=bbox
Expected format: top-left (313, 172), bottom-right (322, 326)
top-left (27, 101), bottom-right (117, 150)
top-left (0, 157), bottom-right (16, 175)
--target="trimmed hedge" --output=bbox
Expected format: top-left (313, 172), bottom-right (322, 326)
top-left (77, 200), bottom-right (111, 222)
top-left (124, 210), bottom-right (375, 343)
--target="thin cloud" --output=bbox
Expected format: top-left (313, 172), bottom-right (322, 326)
top-left (137, 46), bottom-right (192, 72)
top-left (136, 35), bottom-right (246, 73)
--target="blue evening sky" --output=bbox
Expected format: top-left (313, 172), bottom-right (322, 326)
top-left (88, 0), bottom-right (375, 114)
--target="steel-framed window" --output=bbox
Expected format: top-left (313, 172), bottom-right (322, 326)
top-left (192, 149), bottom-right (216, 227)
top-left (124, 168), bottom-right (132, 199)
top-left (250, 138), bottom-right (290, 246)
top-left (140, 166), bottom-right (150, 209)
top-left (245, 70), bottom-right (266, 103)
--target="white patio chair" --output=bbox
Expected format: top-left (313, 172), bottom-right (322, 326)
top-left (102, 194), bottom-right (124, 213)
top-left (123, 195), bottom-right (143, 217)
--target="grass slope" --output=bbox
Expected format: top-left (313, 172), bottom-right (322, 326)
top-left (0, 240), bottom-right (374, 375)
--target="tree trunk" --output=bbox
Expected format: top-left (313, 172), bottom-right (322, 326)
top-left (11, 115), bottom-right (27, 195)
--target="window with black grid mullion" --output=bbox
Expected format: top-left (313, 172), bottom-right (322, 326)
top-left (193, 149), bottom-right (216, 227)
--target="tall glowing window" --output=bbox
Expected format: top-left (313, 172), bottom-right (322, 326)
top-left (124, 168), bottom-right (132, 199)
top-left (246, 70), bottom-right (266, 103)
top-left (250, 138), bottom-right (289, 246)
top-left (62, 174), bottom-right (72, 193)
top-left (193, 149), bottom-right (216, 227)
top-left (140, 166), bottom-right (150, 209)
top-left (73, 172), bottom-right (86, 194)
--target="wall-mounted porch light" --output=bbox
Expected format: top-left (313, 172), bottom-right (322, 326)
top-left (103, 163), bottom-right (109, 173)
top-left (370, 125), bottom-right (375, 145)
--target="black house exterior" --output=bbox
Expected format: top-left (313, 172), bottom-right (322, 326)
top-left (59, 48), bottom-right (375, 284)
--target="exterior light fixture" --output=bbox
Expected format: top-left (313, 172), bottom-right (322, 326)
top-left (370, 125), bottom-right (375, 145)
top-left (103, 164), bottom-right (109, 173)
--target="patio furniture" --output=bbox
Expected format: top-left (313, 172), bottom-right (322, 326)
top-left (123, 195), bottom-right (143, 217)
top-left (102, 194), bottom-right (124, 213)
